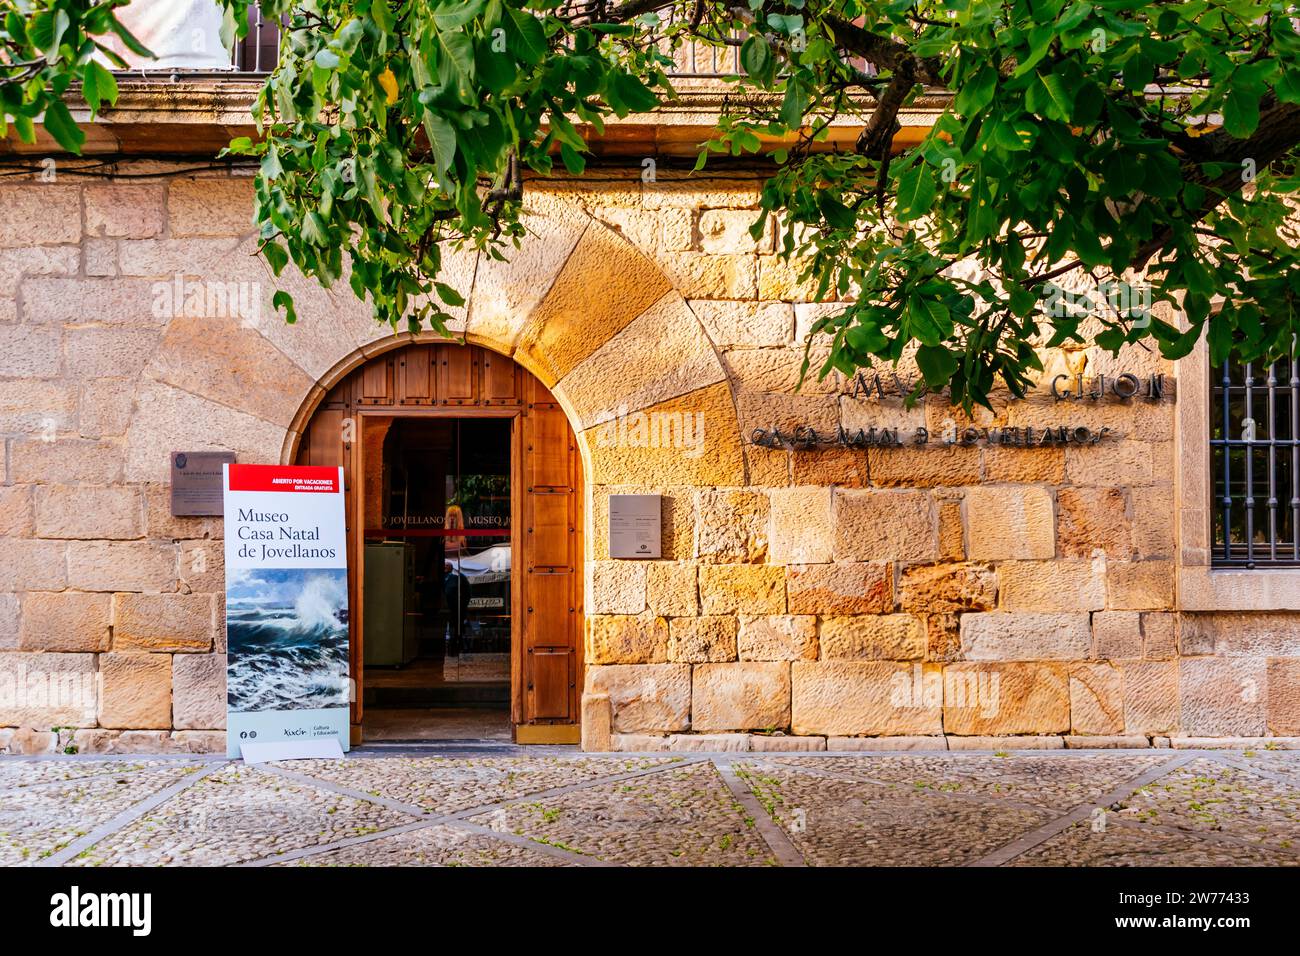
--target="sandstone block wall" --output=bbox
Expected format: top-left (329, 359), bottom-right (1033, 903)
top-left (0, 162), bottom-right (1296, 753)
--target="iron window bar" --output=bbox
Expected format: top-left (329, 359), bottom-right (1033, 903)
top-left (1211, 354), bottom-right (1300, 567)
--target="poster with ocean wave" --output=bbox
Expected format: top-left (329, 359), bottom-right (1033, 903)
top-left (226, 567), bottom-right (350, 713)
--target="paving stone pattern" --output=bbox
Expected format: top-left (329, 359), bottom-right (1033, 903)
top-left (1, 750), bottom-right (1297, 866)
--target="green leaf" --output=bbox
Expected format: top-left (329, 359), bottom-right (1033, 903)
top-left (916, 344), bottom-right (959, 387)
top-left (82, 61), bottom-right (118, 114)
top-left (780, 76), bottom-right (809, 128)
top-left (505, 8), bottom-right (547, 66)
top-left (262, 241), bottom-right (289, 276)
top-left (1223, 86), bottom-right (1260, 138)
top-left (954, 65), bottom-right (997, 115)
top-left (107, 15), bottom-right (153, 58)
top-left (41, 99), bottom-right (84, 155)
top-left (273, 290), bottom-right (298, 325)
top-left (434, 281), bottom-right (465, 306)
top-left (895, 163), bottom-right (936, 221)
top-left (740, 35), bottom-right (771, 78)
top-left (423, 112), bottom-right (458, 177)
top-left (610, 74), bottom-right (657, 115)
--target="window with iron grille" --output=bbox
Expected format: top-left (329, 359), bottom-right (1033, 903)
top-left (1211, 358), bottom-right (1300, 567)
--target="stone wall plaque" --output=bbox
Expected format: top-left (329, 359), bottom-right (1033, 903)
top-left (609, 494), bottom-right (661, 559)
top-left (170, 451), bottom-right (236, 516)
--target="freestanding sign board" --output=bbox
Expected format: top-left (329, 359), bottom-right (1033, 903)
top-left (222, 464), bottom-right (351, 759)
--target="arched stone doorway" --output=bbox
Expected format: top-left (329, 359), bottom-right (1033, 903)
top-left (288, 340), bottom-right (583, 745)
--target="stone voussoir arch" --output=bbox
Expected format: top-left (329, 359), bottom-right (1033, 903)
top-left (120, 192), bottom-right (747, 490)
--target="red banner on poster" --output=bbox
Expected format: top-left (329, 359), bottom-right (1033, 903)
top-left (227, 464), bottom-right (341, 494)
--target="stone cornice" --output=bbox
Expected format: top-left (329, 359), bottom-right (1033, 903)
top-left (0, 78), bottom-right (950, 159)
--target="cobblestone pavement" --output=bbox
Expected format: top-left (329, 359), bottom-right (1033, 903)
top-left (2, 748), bottom-right (1298, 867)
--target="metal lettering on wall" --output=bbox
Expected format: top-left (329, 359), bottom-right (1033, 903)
top-left (844, 370), bottom-right (1170, 403)
top-left (610, 494), bottom-right (661, 559)
top-left (749, 424), bottom-right (1112, 450)
top-left (170, 451), bottom-right (236, 516)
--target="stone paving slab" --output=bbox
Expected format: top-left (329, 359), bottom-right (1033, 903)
top-left (277, 824), bottom-right (578, 868)
top-left (1113, 759), bottom-right (1300, 852)
top-left (743, 753), bottom-right (1174, 812)
top-left (734, 761), bottom-right (1057, 865)
top-left (468, 760), bottom-right (776, 866)
top-left (1011, 819), bottom-right (1300, 866)
top-left (68, 764), bottom-right (411, 867)
top-left (0, 749), bottom-right (1295, 867)
top-left (0, 762), bottom-right (205, 866)
top-left (270, 755), bottom-right (676, 815)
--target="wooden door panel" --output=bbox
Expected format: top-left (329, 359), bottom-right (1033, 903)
top-left (397, 345), bottom-right (434, 405)
top-left (482, 352), bottom-right (521, 405)
top-left (298, 351), bottom-right (582, 742)
top-left (438, 345), bottom-right (478, 405)
top-left (527, 647), bottom-right (572, 720)
top-left (526, 406), bottom-right (572, 489)
top-left (358, 357), bottom-right (394, 405)
top-left (527, 492), bottom-right (573, 570)
top-left (301, 407), bottom-right (343, 467)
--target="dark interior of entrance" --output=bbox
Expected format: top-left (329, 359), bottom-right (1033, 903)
top-left (362, 417), bottom-right (512, 741)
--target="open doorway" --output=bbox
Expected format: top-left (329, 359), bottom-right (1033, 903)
top-left (361, 416), bottom-right (513, 741)
top-left (292, 343), bottom-right (583, 746)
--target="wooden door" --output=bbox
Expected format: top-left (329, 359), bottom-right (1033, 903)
top-left (516, 374), bottom-right (583, 741)
top-left (294, 343), bottom-right (583, 744)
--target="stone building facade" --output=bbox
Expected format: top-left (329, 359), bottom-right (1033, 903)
top-left (0, 88), bottom-right (1298, 755)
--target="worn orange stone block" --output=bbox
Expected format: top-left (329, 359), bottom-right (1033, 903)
top-left (925, 613), bottom-right (963, 662)
top-left (938, 500), bottom-right (965, 560)
top-left (699, 564), bottom-right (786, 614)
top-left (737, 615), bottom-right (817, 661)
top-left (1057, 487), bottom-right (1131, 558)
top-left (787, 562), bottom-right (891, 615)
top-left (1267, 658), bottom-right (1300, 735)
top-left (1092, 611), bottom-right (1142, 659)
top-left (1179, 657), bottom-right (1266, 736)
top-left (833, 489), bottom-right (936, 561)
top-left (866, 445), bottom-right (981, 488)
top-left (983, 446), bottom-right (1065, 483)
top-left (667, 615), bottom-right (737, 662)
top-left (586, 614), bottom-right (668, 664)
top-left (999, 560), bottom-right (1105, 611)
top-left (1069, 662), bottom-right (1124, 735)
top-left (943, 662), bottom-right (1070, 735)
top-left (584, 663), bottom-right (691, 733)
top-left (85, 184), bottom-right (165, 238)
top-left (646, 561), bottom-right (698, 616)
top-left (898, 563), bottom-right (997, 614)
top-left (113, 593), bottom-right (214, 653)
top-left (1106, 560), bottom-right (1175, 610)
top-left (965, 486), bottom-right (1055, 560)
top-left (692, 662), bottom-right (791, 732)
top-left (584, 383), bottom-right (746, 487)
top-left (19, 592), bottom-right (110, 653)
top-left (819, 614), bottom-right (925, 661)
top-left (791, 447), bottom-right (868, 487)
top-left (167, 178), bottom-right (255, 237)
top-left (98, 653), bottom-right (171, 730)
top-left (1120, 660), bottom-right (1179, 735)
top-left (791, 660), bottom-right (943, 736)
